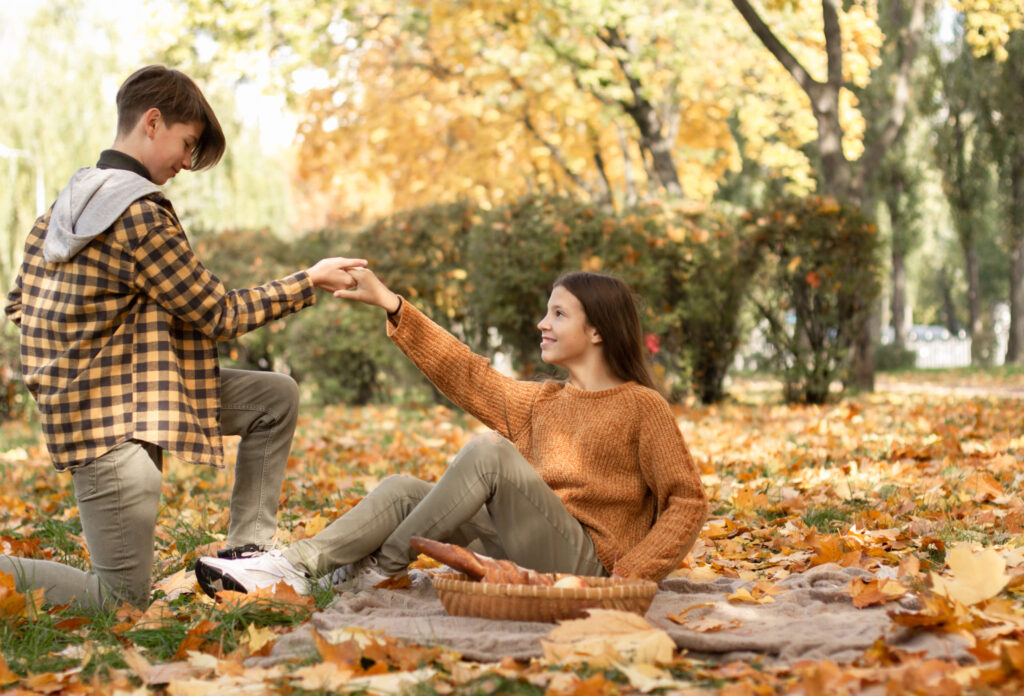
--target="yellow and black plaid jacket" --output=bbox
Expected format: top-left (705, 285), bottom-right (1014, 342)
top-left (5, 195), bottom-right (315, 470)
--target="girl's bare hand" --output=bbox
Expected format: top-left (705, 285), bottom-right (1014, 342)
top-left (333, 267), bottom-right (401, 312)
top-left (306, 257), bottom-right (368, 292)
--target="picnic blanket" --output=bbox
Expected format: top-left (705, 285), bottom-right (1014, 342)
top-left (254, 564), bottom-right (969, 665)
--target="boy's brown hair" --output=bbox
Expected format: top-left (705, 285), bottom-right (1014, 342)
top-left (116, 65), bottom-right (226, 170)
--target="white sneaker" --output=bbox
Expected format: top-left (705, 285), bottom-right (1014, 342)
top-left (333, 556), bottom-right (393, 593)
top-left (195, 549), bottom-right (310, 597)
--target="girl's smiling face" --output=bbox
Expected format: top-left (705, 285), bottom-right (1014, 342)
top-left (537, 285), bottom-right (600, 367)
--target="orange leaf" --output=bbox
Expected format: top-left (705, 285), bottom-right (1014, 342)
top-left (809, 535), bottom-right (844, 567)
top-left (849, 577), bottom-right (908, 608)
top-left (313, 630), bottom-right (362, 668)
top-left (963, 472), bottom-right (1004, 502)
top-left (173, 619), bottom-right (221, 660)
top-left (375, 573), bottom-right (412, 590)
top-left (0, 653), bottom-right (19, 687)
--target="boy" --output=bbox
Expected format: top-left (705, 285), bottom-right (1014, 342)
top-left (2, 65), bottom-right (364, 609)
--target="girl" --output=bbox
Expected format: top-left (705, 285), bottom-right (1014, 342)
top-left (195, 269), bottom-right (708, 596)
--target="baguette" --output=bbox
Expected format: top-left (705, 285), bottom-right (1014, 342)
top-left (409, 536), bottom-right (554, 586)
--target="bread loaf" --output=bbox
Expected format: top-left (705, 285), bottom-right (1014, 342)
top-left (409, 536), bottom-right (555, 586)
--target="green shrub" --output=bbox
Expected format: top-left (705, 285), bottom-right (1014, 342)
top-left (746, 196), bottom-right (882, 404)
top-left (874, 342), bottom-right (917, 372)
top-left (466, 195), bottom-right (661, 378)
top-left (649, 204), bottom-right (761, 403)
top-left (162, 196), bottom-right (760, 407)
top-left (357, 201), bottom-right (477, 344)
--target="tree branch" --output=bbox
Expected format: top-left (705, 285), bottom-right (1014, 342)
top-left (730, 0), bottom-right (821, 96)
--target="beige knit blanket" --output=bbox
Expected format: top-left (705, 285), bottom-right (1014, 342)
top-left (255, 564), bottom-right (968, 665)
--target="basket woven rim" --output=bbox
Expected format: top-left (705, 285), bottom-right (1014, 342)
top-left (431, 572), bottom-right (658, 600)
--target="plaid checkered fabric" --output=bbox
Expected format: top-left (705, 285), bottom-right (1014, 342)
top-left (5, 195), bottom-right (315, 470)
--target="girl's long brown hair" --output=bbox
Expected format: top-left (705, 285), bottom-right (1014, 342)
top-left (553, 271), bottom-right (658, 391)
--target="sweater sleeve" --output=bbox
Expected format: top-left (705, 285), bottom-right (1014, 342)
top-left (386, 301), bottom-right (541, 439)
top-left (613, 393), bottom-right (709, 581)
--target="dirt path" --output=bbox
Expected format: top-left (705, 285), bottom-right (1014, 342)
top-left (875, 375), bottom-right (1024, 400)
top-left (727, 374), bottom-right (1024, 401)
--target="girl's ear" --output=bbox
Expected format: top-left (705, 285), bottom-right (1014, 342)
top-left (588, 325), bottom-right (602, 345)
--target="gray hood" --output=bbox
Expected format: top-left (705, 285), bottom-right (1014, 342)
top-left (43, 167), bottom-right (162, 263)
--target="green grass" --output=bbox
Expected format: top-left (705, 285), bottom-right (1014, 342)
top-left (33, 517), bottom-right (87, 569)
top-left (0, 603), bottom-right (122, 678)
top-left (802, 505), bottom-right (852, 533)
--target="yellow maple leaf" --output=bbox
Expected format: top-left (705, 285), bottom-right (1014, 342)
top-left (242, 623), bottom-right (278, 653)
top-left (931, 544), bottom-right (1010, 606)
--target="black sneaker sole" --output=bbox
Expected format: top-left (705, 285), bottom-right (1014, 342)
top-left (217, 544), bottom-right (264, 559)
top-left (195, 560), bottom-right (249, 598)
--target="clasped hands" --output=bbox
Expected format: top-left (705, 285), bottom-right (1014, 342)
top-left (306, 258), bottom-right (401, 314)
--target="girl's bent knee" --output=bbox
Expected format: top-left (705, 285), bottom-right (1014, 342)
top-left (461, 432), bottom-right (513, 456)
top-left (375, 474), bottom-right (427, 498)
top-left (449, 433), bottom-right (516, 475)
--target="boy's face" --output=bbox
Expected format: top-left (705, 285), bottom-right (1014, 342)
top-left (143, 115), bottom-right (203, 185)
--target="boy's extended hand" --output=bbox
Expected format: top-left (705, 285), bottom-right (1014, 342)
top-left (307, 257), bottom-right (368, 293)
top-left (333, 267), bottom-right (402, 313)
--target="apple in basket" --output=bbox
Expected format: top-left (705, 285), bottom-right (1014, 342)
top-left (553, 575), bottom-right (588, 589)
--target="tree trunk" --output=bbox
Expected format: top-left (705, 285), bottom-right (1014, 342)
top-left (938, 267), bottom-right (959, 334)
top-left (809, 85), bottom-right (852, 200)
top-left (964, 243), bottom-right (984, 364)
top-left (891, 247), bottom-right (907, 346)
top-left (1006, 156), bottom-right (1024, 363)
top-left (617, 125), bottom-right (638, 205)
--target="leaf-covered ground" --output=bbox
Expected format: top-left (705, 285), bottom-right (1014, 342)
top-left (2, 374), bottom-right (1024, 695)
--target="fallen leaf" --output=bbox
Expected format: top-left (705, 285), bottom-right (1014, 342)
top-left (685, 616), bottom-right (743, 633)
top-left (666, 602), bottom-right (715, 624)
top-left (931, 544), bottom-right (1010, 606)
top-left (242, 623), bottom-right (278, 653)
top-left (849, 577), bottom-right (908, 608)
top-left (963, 472), bottom-right (1004, 502)
top-left (542, 609), bottom-right (675, 666)
top-left (291, 662), bottom-right (355, 691)
top-left (0, 653), bottom-right (19, 687)
top-left (153, 567), bottom-right (196, 601)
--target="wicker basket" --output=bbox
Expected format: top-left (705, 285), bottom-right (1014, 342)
top-left (430, 573), bottom-right (658, 622)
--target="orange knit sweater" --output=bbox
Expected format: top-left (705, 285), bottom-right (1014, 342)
top-left (387, 301), bottom-right (708, 581)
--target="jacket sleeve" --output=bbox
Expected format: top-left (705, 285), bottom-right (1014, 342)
top-left (612, 394), bottom-right (709, 581)
top-left (130, 201), bottom-right (316, 339)
top-left (386, 301), bottom-right (541, 439)
top-left (4, 273), bottom-right (22, 328)
top-left (4, 215), bottom-right (48, 328)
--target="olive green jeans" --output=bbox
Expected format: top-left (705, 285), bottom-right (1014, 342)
top-left (0, 368), bottom-right (299, 609)
top-left (284, 433), bottom-right (608, 578)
